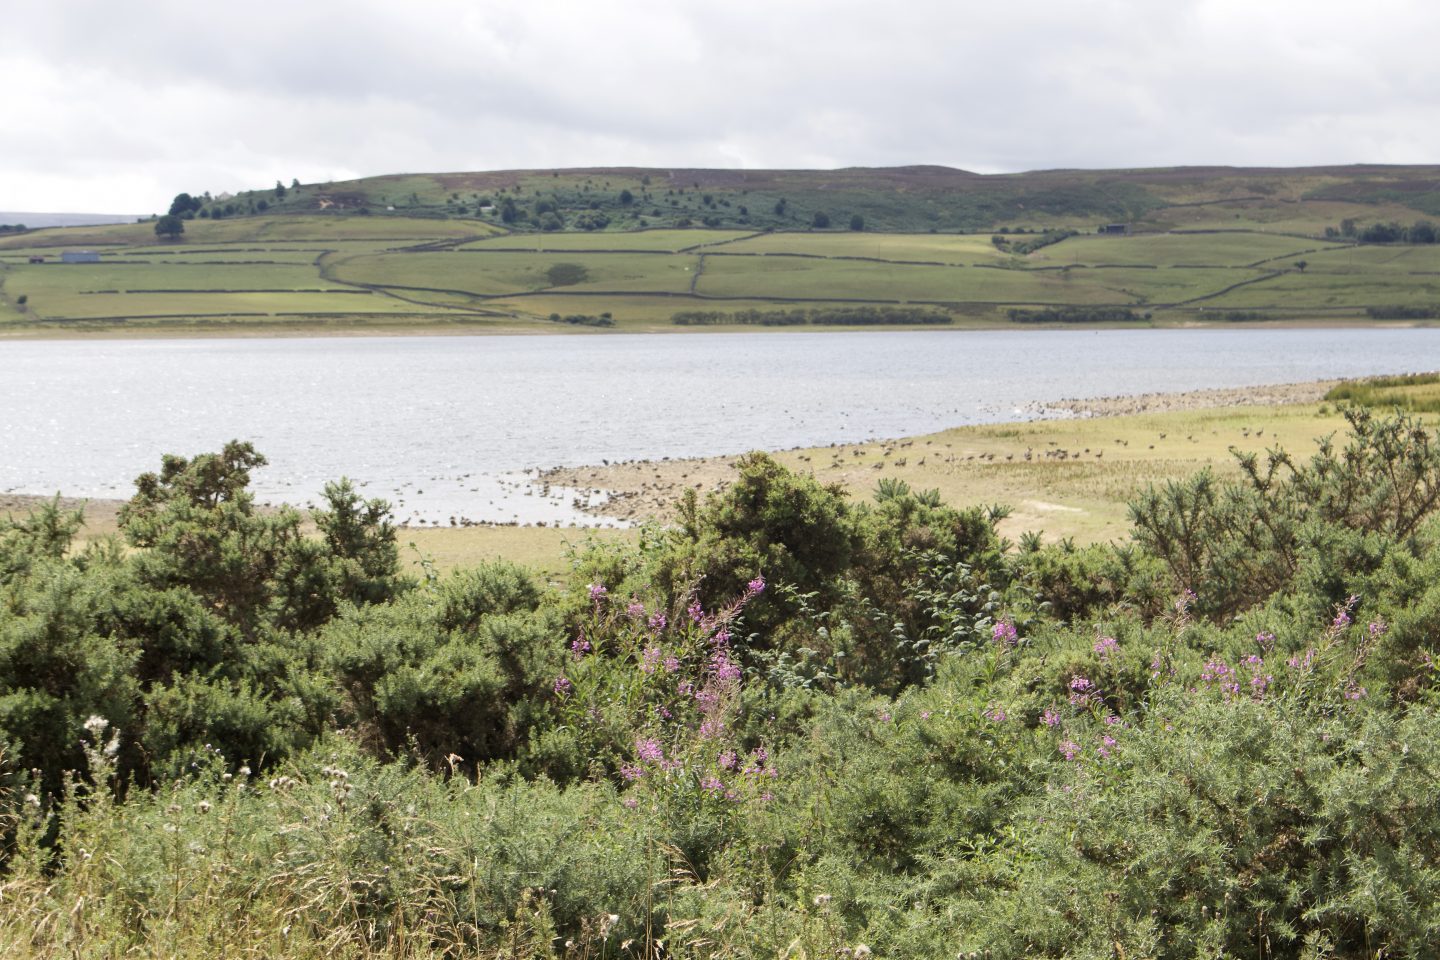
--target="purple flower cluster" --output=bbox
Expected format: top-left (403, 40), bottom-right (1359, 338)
top-left (1067, 674), bottom-right (1097, 707)
top-left (992, 620), bottom-right (1019, 648)
top-left (1093, 636), bottom-right (1119, 659)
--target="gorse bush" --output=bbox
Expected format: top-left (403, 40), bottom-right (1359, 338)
top-left (3, 409), bottom-right (1440, 957)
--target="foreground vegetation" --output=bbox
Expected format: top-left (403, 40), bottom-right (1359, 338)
top-left (7, 165), bottom-right (1440, 333)
top-left (5, 401), bottom-right (1440, 957)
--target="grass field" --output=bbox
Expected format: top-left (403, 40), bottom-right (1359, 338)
top-left (459, 228), bottom-right (750, 252)
top-left (712, 231), bottom-right (1014, 263)
top-left (6, 172), bottom-right (1440, 333)
top-left (1041, 232), bottom-right (1341, 267)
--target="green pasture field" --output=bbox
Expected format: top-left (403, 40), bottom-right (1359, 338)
top-left (329, 250), bottom-right (699, 297)
top-left (694, 255), bottom-right (1118, 304)
top-left (23, 290), bottom-right (445, 321)
top-left (1203, 270), bottom-right (1440, 309)
top-left (7, 261), bottom-right (348, 295)
top-left (1062, 265), bottom-right (1256, 305)
top-left (711, 230), bottom-right (1013, 264)
top-left (1271, 243), bottom-right (1440, 273)
top-left (1041, 231), bottom-right (1340, 267)
top-left (459, 229), bottom-right (750, 252)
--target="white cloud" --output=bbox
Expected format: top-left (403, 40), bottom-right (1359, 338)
top-left (6, 0), bottom-right (1440, 212)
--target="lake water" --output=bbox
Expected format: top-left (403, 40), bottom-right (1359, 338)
top-left (2, 328), bottom-right (1437, 525)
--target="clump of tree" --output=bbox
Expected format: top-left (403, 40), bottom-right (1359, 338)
top-left (547, 312), bottom-right (614, 326)
top-left (153, 215), bottom-right (185, 240)
top-left (167, 193), bottom-right (204, 218)
top-left (544, 263), bottom-right (589, 287)
top-left (1366, 305), bottom-right (1438, 320)
top-left (1007, 306), bottom-right (1147, 323)
top-left (673, 306), bottom-right (952, 326)
top-left (1326, 218), bottom-right (1439, 243)
top-left (995, 229), bottom-right (1079, 255)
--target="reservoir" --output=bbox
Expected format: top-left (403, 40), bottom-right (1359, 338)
top-left (2, 328), bottom-right (1437, 524)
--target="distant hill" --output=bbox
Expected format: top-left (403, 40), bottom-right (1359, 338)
top-left (190, 164), bottom-right (1440, 235)
top-left (7, 164), bottom-right (1440, 335)
top-left (0, 212), bottom-right (142, 229)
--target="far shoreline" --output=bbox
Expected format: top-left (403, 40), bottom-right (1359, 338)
top-left (0, 317), bottom-right (1433, 342)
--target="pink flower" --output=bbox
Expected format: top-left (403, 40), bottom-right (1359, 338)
top-left (746, 576), bottom-right (767, 596)
top-left (984, 706), bottom-right (1007, 724)
top-left (635, 738), bottom-right (664, 763)
top-left (1093, 636), bottom-right (1118, 659)
top-left (1059, 740), bottom-right (1081, 761)
top-left (552, 676), bottom-right (572, 696)
top-left (589, 582), bottom-right (607, 601)
top-left (1040, 709), bottom-right (1061, 728)
top-left (649, 612), bottom-right (669, 632)
top-left (710, 650), bottom-right (742, 683)
top-left (992, 620), bottom-right (1019, 648)
top-left (627, 600), bottom-right (646, 618)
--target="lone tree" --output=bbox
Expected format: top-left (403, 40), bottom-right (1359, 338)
top-left (154, 215), bottom-right (185, 241)
top-left (850, 214), bottom-right (865, 231)
top-left (1295, 259), bottom-right (1308, 272)
top-left (811, 211), bottom-right (831, 229)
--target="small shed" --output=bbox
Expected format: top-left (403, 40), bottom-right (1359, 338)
top-left (27, 255), bottom-right (45, 264)
top-left (1099, 224), bottom-right (1130, 236)
top-left (61, 250), bottom-right (101, 263)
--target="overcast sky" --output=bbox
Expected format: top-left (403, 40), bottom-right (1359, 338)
top-left (7, 0), bottom-right (1440, 214)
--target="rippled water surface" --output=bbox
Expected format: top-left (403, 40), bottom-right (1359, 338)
top-left (2, 329), bottom-right (1437, 524)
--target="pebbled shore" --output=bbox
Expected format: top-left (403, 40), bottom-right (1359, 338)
top-left (1036, 378), bottom-right (1343, 419)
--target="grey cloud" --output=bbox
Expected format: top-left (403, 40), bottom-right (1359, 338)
top-left (8, 0), bottom-right (1440, 212)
